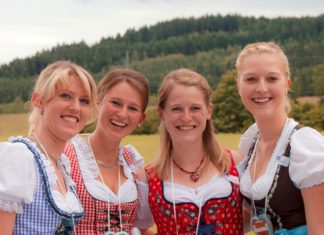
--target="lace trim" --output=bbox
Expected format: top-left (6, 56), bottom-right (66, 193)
top-left (0, 198), bottom-right (23, 214)
top-left (71, 135), bottom-right (136, 179)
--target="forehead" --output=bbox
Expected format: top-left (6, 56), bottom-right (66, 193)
top-left (240, 52), bottom-right (284, 74)
top-left (167, 85), bottom-right (205, 104)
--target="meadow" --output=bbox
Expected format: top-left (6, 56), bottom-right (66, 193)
top-left (0, 113), bottom-right (241, 163)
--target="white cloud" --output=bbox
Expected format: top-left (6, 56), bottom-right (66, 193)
top-left (0, 0), bottom-right (323, 64)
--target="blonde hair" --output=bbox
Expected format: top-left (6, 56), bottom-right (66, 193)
top-left (154, 68), bottom-right (230, 179)
top-left (28, 60), bottom-right (97, 135)
top-left (235, 41), bottom-right (291, 113)
top-left (97, 68), bottom-right (150, 112)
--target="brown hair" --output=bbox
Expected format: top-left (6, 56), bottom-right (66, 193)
top-left (154, 68), bottom-right (230, 179)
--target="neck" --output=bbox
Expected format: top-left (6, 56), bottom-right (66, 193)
top-left (256, 114), bottom-right (288, 143)
top-left (172, 145), bottom-right (205, 169)
top-left (89, 131), bottom-right (120, 162)
top-left (33, 130), bottom-right (66, 160)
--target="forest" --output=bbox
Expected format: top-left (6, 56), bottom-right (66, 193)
top-left (0, 14), bottom-right (323, 132)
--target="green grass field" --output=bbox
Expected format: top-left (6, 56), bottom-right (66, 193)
top-left (0, 113), bottom-right (241, 164)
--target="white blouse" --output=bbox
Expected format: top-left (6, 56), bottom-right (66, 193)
top-left (135, 172), bottom-right (240, 229)
top-left (71, 135), bottom-right (144, 203)
top-left (238, 118), bottom-right (324, 201)
top-left (0, 138), bottom-right (83, 214)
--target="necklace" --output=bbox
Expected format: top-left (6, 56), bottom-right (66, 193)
top-left (96, 159), bottom-right (119, 168)
top-left (88, 135), bottom-right (119, 169)
top-left (32, 135), bottom-right (61, 167)
top-left (88, 135), bottom-right (127, 235)
top-left (170, 160), bottom-right (202, 235)
top-left (33, 134), bottom-right (67, 194)
top-left (172, 157), bottom-right (204, 182)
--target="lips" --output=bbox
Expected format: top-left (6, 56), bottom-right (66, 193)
top-left (177, 125), bottom-right (195, 130)
top-left (61, 115), bottom-right (79, 123)
top-left (110, 119), bottom-right (127, 127)
top-left (252, 97), bottom-right (272, 103)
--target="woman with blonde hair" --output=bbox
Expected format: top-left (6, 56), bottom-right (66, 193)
top-left (236, 41), bottom-right (324, 234)
top-left (0, 60), bottom-right (97, 234)
top-left (136, 68), bottom-right (243, 235)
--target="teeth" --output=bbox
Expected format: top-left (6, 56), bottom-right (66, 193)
top-left (63, 116), bottom-right (78, 123)
top-left (111, 120), bottom-right (127, 127)
top-left (253, 98), bottom-right (270, 103)
top-left (178, 126), bottom-right (194, 130)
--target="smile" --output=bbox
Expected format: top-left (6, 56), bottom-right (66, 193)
top-left (110, 119), bottom-right (127, 127)
top-left (62, 115), bottom-right (78, 123)
top-left (252, 97), bottom-right (271, 103)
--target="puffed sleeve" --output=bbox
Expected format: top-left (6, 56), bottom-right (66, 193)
top-left (134, 181), bottom-right (154, 229)
top-left (289, 127), bottom-right (324, 188)
top-left (237, 123), bottom-right (258, 176)
top-left (238, 123), bottom-right (258, 157)
top-left (0, 142), bottom-right (37, 213)
top-left (124, 145), bottom-right (145, 173)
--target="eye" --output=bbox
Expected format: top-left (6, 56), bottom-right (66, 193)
top-left (128, 105), bottom-right (140, 112)
top-left (80, 98), bottom-right (90, 105)
top-left (59, 92), bottom-right (72, 99)
top-left (267, 76), bottom-right (279, 82)
top-left (171, 107), bottom-right (182, 112)
top-left (111, 100), bottom-right (122, 107)
top-left (244, 77), bottom-right (257, 82)
top-left (191, 106), bottom-right (201, 112)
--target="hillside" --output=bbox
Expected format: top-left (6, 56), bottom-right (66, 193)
top-left (1, 14), bottom-right (324, 104)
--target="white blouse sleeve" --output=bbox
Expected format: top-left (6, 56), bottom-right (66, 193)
top-left (134, 181), bottom-right (154, 229)
top-left (237, 123), bottom-right (258, 176)
top-left (0, 142), bottom-right (37, 213)
top-left (289, 127), bottom-right (324, 189)
top-left (124, 145), bottom-right (144, 173)
top-left (238, 123), bottom-right (258, 157)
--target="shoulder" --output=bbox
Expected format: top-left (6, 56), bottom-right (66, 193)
top-left (0, 140), bottom-right (37, 212)
top-left (289, 125), bottom-right (324, 188)
top-left (122, 145), bottom-right (145, 172)
top-left (238, 123), bottom-right (258, 156)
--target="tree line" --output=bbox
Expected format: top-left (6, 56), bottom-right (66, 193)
top-left (0, 14), bottom-right (324, 132)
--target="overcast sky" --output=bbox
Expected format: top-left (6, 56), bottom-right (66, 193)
top-left (1, 0), bottom-right (323, 65)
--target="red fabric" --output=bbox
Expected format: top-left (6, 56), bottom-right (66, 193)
top-left (65, 144), bottom-right (138, 235)
top-left (146, 151), bottom-right (243, 235)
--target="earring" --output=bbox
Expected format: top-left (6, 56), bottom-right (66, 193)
top-left (138, 123), bottom-right (141, 128)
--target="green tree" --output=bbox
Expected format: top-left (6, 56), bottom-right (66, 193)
top-left (212, 70), bottom-right (253, 133)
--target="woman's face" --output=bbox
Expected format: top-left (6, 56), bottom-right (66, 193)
top-left (237, 52), bottom-right (290, 122)
top-left (97, 82), bottom-right (145, 141)
top-left (37, 74), bottom-right (91, 141)
top-left (160, 84), bottom-right (211, 146)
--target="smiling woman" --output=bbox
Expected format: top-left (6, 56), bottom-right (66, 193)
top-left (0, 60), bottom-right (97, 234)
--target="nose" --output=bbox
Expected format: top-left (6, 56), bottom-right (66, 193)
top-left (181, 109), bottom-right (192, 122)
top-left (256, 79), bottom-right (268, 93)
top-left (69, 99), bottom-right (80, 112)
top-left (117, 105), bottom-right (128, 117)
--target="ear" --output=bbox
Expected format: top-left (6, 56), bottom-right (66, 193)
top-left (139, 113), bottom-right (146, 125)
top-left (31, 92), bottom-right (44, 109)
top-left (287, 78), bottom-right (291, 88)
top-left (207, 104), bottom-right (212, 120)
top-left (157, 107), bottom-right (164, 121)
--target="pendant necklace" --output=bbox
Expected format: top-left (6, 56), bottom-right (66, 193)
top-left (170, 160), bottom-right (203, 235)
top-left (250, 140), bottom-right (274, 235)
top-left (88, 135), bottom-right (128, 235)
top-left (172, 157), bottom-right (204, 182)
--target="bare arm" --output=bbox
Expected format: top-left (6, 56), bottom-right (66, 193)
top-left (0, 210), bottom-right (16, 235)
top-left (140, 228), bottom-right (156, 235)
top-left (301, 183), bottom-right (324, 234)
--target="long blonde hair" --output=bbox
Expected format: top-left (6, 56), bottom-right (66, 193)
top-left (28, 60), bottom-right (97, 135)
top-left (154, 68), bottom-right (230, 179)
top-left (235, 41), bottom-right (291, 113)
